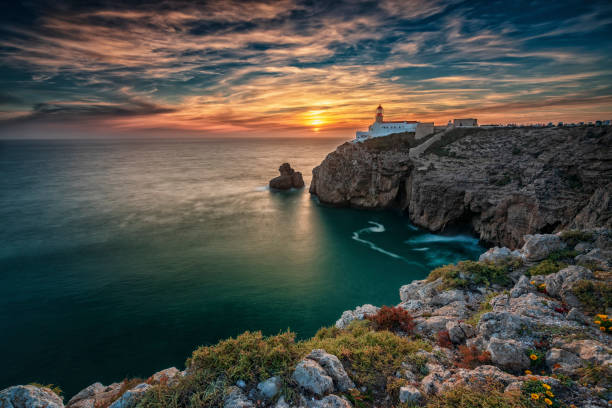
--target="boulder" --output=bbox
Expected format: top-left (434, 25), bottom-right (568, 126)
top-left (446, 321), bottom-right (475, 344)
top-left (306, 350), bottom-right (355, 391)
top-left (521, 234), bottom-right (566, 261)
top-left (67, 383), bottom-right (104, 407)
top-left (399, 385), bottom-right (422, 404)
top-left (510, 275), bottom-right (534, 298)
top-left (545, 348), bottom-right (583, 375)
top-left (307, 395), bottom-right (352, 408)
top-left (223, 386), bottom-right (254, 408)
top-left (486, 337), bottom-right (530, 371)
top-left (149, 367), bottom-right (181, 386)
top-left (335, 304), bottom-right (379, 329)
top-left (108, 383), bottom-right (151, 408)
top-left (544, 265), bottom-right (593, 298)
top-left (575, 248), bottom-right (612, 270)
top-left (274, 396), bottom-right (290, 408)
top-left (293, 359), bottom-right (334, 396)
top-left (269, 163), bottom-right (304, 190)
top-left (557, 340), bottom-right (612, 366)
top-left (256, 376), bottom-right (281, 400)
top-left (0, 385), bottom-right (64, 408)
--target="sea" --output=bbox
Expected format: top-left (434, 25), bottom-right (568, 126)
top-left (0, 137), bottom-right (484, 397)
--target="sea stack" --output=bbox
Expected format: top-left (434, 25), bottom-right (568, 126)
top-left (269, 163), bottom-right (305, 190)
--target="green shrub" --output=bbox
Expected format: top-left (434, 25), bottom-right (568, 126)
top-left (527, 259), bottom-right (567, 276)
top-left (559, 230), bottom-right (593, 247)
top-left (571, 279), bottom-right (612, 314)
top-left (427, 261), bottom-right (511, 289)
top-left (426, 382), bottom-right (527, 408)
top-left (546, 249), bottom-right (578, 262)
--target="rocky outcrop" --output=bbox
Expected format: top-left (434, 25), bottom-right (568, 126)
top-left (310, 127), bottom-right (612, 248)
top-left (334, 304), bottom-right (379, 329)
top-left (0, 385), bottom-right (64, 408)
top-left (269, 163), bottom-right (305, 190)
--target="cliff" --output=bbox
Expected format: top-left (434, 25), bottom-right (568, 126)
top-left (310, 126), bottom-right (612, 248)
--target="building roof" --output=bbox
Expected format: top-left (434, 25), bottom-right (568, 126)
top-left (383, 120), bottom-right (418, 123)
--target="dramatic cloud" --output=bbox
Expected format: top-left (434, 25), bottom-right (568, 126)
top-left (0, 0), bottom-right (611, 137)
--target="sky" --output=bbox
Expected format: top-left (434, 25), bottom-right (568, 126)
top-left (1, 0), bottom-right (611, 138)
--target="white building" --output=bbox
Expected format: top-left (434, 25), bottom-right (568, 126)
top-left (356, 105), bottom-right (419, 140)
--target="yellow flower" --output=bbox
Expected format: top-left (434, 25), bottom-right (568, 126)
top-left (530, 354), bottom-right (538, 360)
top-left (530, 280), bottom-right (536, 285)
top-left (524, 370), bottom-right (532, 375)
top-left (542, 383), bottom-right (551, 390)
top-left (601, 326), bottom-right (606, 331)
top-left (546, 390), bottom-right (554, 397)
top-left (539, 283), bottom-right (546, 288)
top-left (544, 398), bottom-right (553, 405)
top-left (595, 320), bottom-right (602, 325)
top-left (531, 393), bottom-right (539, 400)
top-left (596, 314), bottom-right (607, 320)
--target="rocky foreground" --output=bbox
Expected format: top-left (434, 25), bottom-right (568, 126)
top-left (2, 228), bottom-right (610, 407)
top-left (310, 126), bottom-right (612, 248)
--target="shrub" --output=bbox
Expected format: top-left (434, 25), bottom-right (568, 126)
top-left (427, 381), bottom-right (526, 408)
top-left (593, 313), bottom-right (611, 333)
top-left (559, 230), bottom-right (594, 247)
top-left (571, 279), bottom-right (612, 314)
top-left (437, 330), bottom-right (452, 348)
top-left (366, 306), bottom-right (415, 334)
top-left (521, 379), bottom-right (561, 407)
top-left (427, 261), bottom-right (511, 289)
top-left (547, 249), bottom-right (578, 262)
top-left (466, 292), bottom-right (498, 326)
top-left (454, 345), bottom-right (491, 369)
top-left (575, 362), bottom-right (612, 388)
top-left (527, 259), bottom-right (566, 276)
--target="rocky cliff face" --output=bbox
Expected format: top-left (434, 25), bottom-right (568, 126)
top-left (310, 127), bottom-right (612, 248)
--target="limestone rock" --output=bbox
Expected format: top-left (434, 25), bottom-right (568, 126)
top-left (256, 376), bottom-right (281, 400)
top-left (306, 350), bottom-right (355, 392)
top-left (575, 248), bottom-right (612, 270)
top-left (274, 396), bottom-right (290, 408)
top-left (446, 321), bottom-right (475, 344)
top-left (149, 367), bottom-right (181, 386)
top-left (335, 304), bottom-right (379, 329)
top-left (521, 234), bottom-right (566, 261)
top-left (545, 348), bottom-right (583, 375)
top-left (0, 385), bottom-right (64, 408)
top-left (486, 337), bottom-right (530, 371)
top-left (270, 163), bottom-right (304, 190)
top-left (544, 265), bottom-right (593, 298)
top-left (293, 359), bottom-right (334, 396)
top-left (399, 385), bottom-right (422, 404)
top-left (108, 383), bottom-right (151, 408)
top-left (67, 383), bottom-right (104, 407)
top-left (557, 340), bottom-right (612, 366)
top-left (223, 386), bottom-right (254, 408)
top-left (510, 275), bottom-right (534, 298)
top-left (307, 395), bottom-right (352, 408)
top-left (479, 246), bottom-right (521, 263)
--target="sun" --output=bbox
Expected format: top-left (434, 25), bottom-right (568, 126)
top-left (304, 110), bottom-right (327, 132)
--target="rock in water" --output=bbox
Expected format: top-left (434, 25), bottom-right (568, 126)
top-left (269, 163), bottom-right (304, 190)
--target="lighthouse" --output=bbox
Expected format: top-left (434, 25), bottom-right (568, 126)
top-left (375, 105), bottom-right (384, 123)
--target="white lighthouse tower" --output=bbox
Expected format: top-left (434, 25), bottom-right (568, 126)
top-left (355, 105), bottom-right (419, 140)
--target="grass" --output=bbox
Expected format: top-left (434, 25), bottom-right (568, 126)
top-left (137, 321), bottom-right (432, 407)
top-left (427, 260), bottom-right (512, 289)
top-left (571, 279), bottom-right (612, 314)
top-left (527, 259), bottom-right (567, 276)
top-left (559, 230), bottom-right (594, 247)
top-left (423, 127), bottom-right (483, 157)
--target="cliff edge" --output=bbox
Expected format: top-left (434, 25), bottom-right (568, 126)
top-left (310, 126), bottom-right (612, 248)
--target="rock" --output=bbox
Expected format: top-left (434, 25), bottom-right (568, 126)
top-left (67, 383), bottom-right (104, 407)
top-left (477, 311), bottom-right (528, 341)
top-left (274, 396), bottom-right (290, 408)
top-left (575, 248), bottom-right (612, 270)
top-left (223, 386), bottom-right (254, 408)
top-left (417, 316), bottom-right (455, 335)
top-left (108, 383), bottom-right (151, 408)
top-left (310, 127), bottom-right (612, 248)
top-left (256, 376), bottom-right (281, 400)
top-left (307, 395), bottom-right (352, 408)
top-left (558, 340), bottom-right (612, 366)
top-left (270, 163), bottom-right (304, 190)
top-left (399, 385), bottom-right (422, 404)
top-left (566, 307), bottom-right (589, 324)
top-left (575, 241), bottom-right (594, 253)
top-left (544, 265), bottom-right (593, 298)
top-left (446, 321), bottom-right (475, 344)
top-left (479, 247), bottom-right (521, 263)
top-left (399, 279), bottom-right (442, 303)
top-left (510, 275), bottom-right (534, 298)
top-left (521, 234), bottom-right (566, 261)
top-left (486, 337), bottom-right (530, 371)
top-left (306, 350), bottom-right (355, 391)
top-left (335, 304), bottom-right (379, 329)
top-left (236, 380), bottom-right (246, 389)
top-left (545, 348), bottom-right (583, 375)
top-left (293, 359), bottom-right (334, 396)
top-left (0, 385), bottom-right (64, 408)
top-left (149, 367), bottom-right (180, 385)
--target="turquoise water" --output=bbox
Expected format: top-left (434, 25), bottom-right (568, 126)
top-left (0, 138), bottom-right (483, 397)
